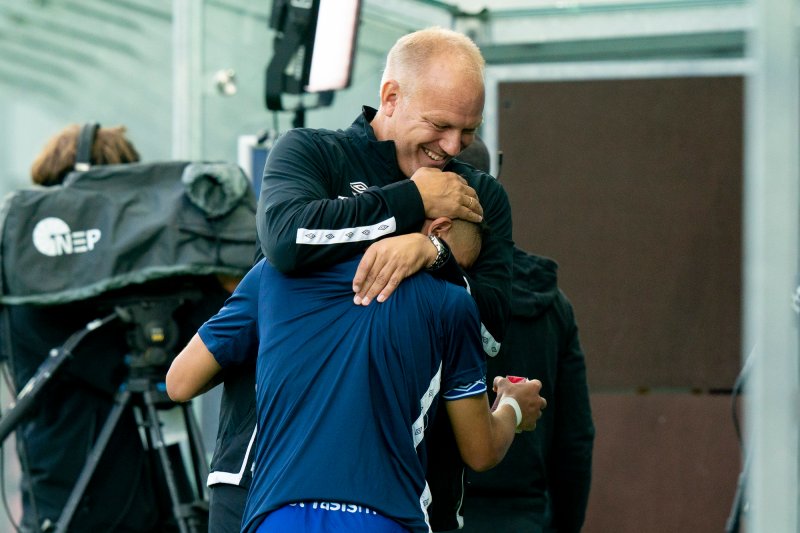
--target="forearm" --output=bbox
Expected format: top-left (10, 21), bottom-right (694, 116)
top-left (446, 395), bottom-right (518, 472)
top-left (257, 131), bottom-right (425, 272)
top-left (481, 401), bottom-right (520, 470)
top-left (166, 333), bottom-right (223, 402)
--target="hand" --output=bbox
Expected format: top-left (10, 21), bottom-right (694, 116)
top-left (352, 233), bottom-right (435, 306)
top-left (410, 167), bottom-right (483, 222)
top-left (491, 376), bottom-right (546, 432)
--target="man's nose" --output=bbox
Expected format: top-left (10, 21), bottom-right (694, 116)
top-left (440, 130), bottom-right (462, 157)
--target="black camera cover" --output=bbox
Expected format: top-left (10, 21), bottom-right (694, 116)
top-left (0, 160), bottom-right (258, 305)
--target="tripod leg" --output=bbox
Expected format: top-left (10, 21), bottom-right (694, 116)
top-left (54, 389), bottom-right (132, 533)
top-left (181, 401), bottom-right (209, 498)
top-left (142, 389), bottom-right (205, 533)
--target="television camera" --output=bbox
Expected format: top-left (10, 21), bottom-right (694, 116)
top-left (0, 150), bottom-right (257, 532)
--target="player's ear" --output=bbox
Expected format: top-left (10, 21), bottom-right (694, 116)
top-left (428, 217), bottom-right (452, 237)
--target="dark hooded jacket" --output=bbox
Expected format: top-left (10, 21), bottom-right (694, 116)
top-left (461, 247), bottom-right (595, 533)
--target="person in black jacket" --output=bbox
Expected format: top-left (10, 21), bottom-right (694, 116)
top-left (256, 27), bottom-right (512, 341)
top-left (460, 247), bottom-right (595, 532)
top-left (207, 27), bottom-right (515, 532)
top-left (5, 124), bottom-right (166, 532)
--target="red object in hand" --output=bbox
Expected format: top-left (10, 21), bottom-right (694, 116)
top-left (507, 375), bottom-right (527, 383)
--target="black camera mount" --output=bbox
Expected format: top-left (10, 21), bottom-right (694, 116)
top-left (1, 290), bottom-right (210, 533)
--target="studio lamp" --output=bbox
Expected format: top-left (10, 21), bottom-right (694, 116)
top-left (265, 0), bottom-right (361, 126)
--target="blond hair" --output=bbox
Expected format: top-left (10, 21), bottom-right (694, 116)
top-left (382, 27), bottom-right (485, 97)
top-left (30, 124), bottom-right (140, 186)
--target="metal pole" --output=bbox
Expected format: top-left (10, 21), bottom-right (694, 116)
top-left (744, 0), bottom-right (800, 530)
top-left (172, 0), bottom-right (204, 160)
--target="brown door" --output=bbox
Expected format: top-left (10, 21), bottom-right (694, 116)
top-left (497, 76), bottom-right (743, 532)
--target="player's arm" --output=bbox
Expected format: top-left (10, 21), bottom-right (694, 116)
top-left (166, 334), bottom-right (222, 402)
top-left (257, 129), bottom-right (425, 272)
top-left (354, 169), bottom-right (513, 343)
top-left (167, 261), bottom-right (262, 402)
top-left (259, 130), bottom-right (485, 297)
top-left (445, 377), bottom-right (545, 472)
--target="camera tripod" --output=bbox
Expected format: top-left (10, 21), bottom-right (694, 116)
top-left (0, 290), bottom-right (210, 533)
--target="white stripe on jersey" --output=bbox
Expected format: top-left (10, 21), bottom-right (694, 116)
top-left (412, 363), bottom-right (442, 449)
top-left (296, 217), bottom-right (397, 245)
top-left (420, 482), bottom-right (434, 532)
top-left (206, 424), bottom-right (258, 487)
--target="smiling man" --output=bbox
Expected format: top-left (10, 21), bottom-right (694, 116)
top-left (257, 27), bottom-right (512, 338)
top-left (205, 27), bottom-right (516, 533)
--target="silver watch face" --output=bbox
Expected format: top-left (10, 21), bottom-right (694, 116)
top-left (427, 234), bottom-right (447, 270)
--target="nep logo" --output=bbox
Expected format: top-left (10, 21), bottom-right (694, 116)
top-left (32, 217), bottom-right (102, 257)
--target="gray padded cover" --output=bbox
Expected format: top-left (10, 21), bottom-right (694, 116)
top-left (0, 160), bottom-right (257, 305)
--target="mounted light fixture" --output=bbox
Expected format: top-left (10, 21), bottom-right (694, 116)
top-left (265, 0), bottom-right (362, 125)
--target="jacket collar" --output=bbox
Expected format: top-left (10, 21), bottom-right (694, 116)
top-left (347, 106), bottom-right (405, 181)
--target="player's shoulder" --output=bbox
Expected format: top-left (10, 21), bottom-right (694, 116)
top-left (407, 272), bottom-right (476, 312)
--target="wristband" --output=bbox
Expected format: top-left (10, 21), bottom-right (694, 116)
top-left (498, 396), bottom-right (523, 433)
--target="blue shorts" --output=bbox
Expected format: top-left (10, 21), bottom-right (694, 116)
top-left (255, 501), bottom-right (409, 532)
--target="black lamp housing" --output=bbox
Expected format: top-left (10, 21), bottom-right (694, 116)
top-left (265, 0), bottom-right (361, 114)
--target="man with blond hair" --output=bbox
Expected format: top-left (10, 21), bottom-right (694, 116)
top-left (207, 27), bottom-right (516, 531)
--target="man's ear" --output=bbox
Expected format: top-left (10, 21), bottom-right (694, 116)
top-left (428, 216), bottom-right (453, 237)
top-left (380, 79), bottom-right (401, 117)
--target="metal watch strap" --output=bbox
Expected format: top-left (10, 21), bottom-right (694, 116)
top-left (425, 234), bottom-right (450, 270)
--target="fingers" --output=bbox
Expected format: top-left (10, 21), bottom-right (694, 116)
top-left (412, 168), bottom-right (484, 221)
top-left (526, 392), bottom-right (547, 431)
top-left (356, 263), bottom-right (405, 305)
top-left (492, 375), bottom-right (504, 391)
top-left (352, 250), bottom-right (376, 296)
top-left (462, 190), bottom-right (483, 222)
top-left (353, 255), bottom-right (389, 305)
top-left (352, 235), bottom-right (429, 306)
top-left (527, 378), bottom-right (546, 421)
top-left (493, 376), bottom-right (547, 433)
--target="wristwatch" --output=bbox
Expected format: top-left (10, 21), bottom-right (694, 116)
top-left (425, 234), bottom-right (450, 270)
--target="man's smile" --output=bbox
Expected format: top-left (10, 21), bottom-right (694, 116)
top-left (422, 146), bottom-right (445, 162)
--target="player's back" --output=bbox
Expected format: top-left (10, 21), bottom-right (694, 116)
top-left (243, 255), bottom-right (482, 533)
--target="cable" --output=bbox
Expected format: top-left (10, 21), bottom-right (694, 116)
top-left (725, 347), bottom-right (756, 533)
